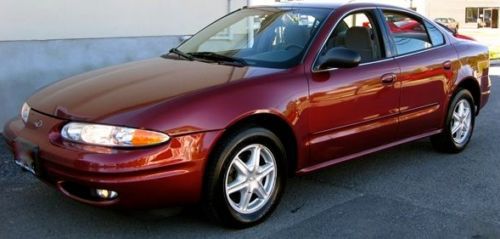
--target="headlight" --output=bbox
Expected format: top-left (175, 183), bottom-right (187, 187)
top-left (61, 122), bottom-right (170, 147)
top-left (21, 102), bottom-right (30, 123)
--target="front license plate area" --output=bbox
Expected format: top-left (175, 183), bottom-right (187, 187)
top-left (14, 138), bottom-right (41, 176)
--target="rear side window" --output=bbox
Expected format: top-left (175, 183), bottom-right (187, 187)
top-left (382, 11), bottom-right (432, 55)
top-left (424, 21), bottom-right (445, 46)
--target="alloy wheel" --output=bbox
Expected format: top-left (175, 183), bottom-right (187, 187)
top-left (451, 99), bottom-right (472, 144)
top-left (224, 144), bottom-right (277, 214)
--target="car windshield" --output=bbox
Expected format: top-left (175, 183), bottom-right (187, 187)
top-left (176, 7), bottom-right (331, 68)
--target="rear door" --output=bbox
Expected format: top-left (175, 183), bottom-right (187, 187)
top-left (379, 9), bottom-right (459, 139)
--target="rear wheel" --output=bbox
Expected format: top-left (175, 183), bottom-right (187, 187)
top-left (431, 89), bottom-right (475, 153)
top-left (203, 127), bottom-right (286, 228)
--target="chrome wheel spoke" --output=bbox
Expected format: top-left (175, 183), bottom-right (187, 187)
top-left (227, 179), bottom-right (248, 195)
top-left (254, 181), bottom-right (268, 199)
top-left (257, 164), bottom-right (274, 180)
top-left (233, 157), bottom-right (250, 176)
top-left (458, 101), bottom-right (465, 115)
top-left (239, 188), bottom-right (252, 211)
top-left (459, 126), bottom-right (466, 137)
top-left (463, 108), bottom-right (471, 120)
top-left (249, 146), bottom-right (261, 172)
top-left (451, 123), bottom-right (461, 134)
top-left (464, 117), bottom-right (471, 128)
top-left (452, 112), bottom-right (460, 121)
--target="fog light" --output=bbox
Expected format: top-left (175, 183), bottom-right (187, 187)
top-left (95, 189), bottom-right (118, 199)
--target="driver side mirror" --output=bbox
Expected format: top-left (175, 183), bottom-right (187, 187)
top-left (317, 47), bottom-right (361, 70)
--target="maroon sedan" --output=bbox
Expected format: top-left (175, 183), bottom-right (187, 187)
top-left (3, 2), bottom-right (491, 227)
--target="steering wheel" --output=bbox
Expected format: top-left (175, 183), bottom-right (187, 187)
top-left (285, 44), bottom-right (304, 51)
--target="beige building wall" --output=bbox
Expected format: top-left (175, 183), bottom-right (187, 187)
top-left (420, 0), bottom-right (500, 28)
top-left (0, 0), bottom-right (258, 41)
top-left (0, 0), bottom-right (273, 129)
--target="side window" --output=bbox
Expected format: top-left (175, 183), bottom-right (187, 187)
top-left (382, 11), bottom-right (432, 55)
top-left (319, 11), bottom-right (384, 63)
top-left (424, 21), bottom-right (445, 46)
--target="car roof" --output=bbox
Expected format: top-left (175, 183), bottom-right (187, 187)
top-left (253, 1), bottom-right (344, 9)
top-left (249, 1), bottom-right (409, 11)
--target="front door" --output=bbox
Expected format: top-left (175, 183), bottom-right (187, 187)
top-left (306, 10), bottom-right (400, 168)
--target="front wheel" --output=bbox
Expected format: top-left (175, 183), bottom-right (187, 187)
top-left (431, 89), bottom-right (475, 153)
top-left (203, 127), bottom-right (286, 228)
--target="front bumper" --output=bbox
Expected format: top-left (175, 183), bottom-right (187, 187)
top-left (3, 110), bottom-right (221, 208)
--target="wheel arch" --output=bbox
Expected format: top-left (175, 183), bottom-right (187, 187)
top-left (454, 76), bottom-right (481, 114)
top-left (208, 111), bottom-right (299, 177)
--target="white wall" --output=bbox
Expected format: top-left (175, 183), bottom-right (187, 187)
top-left (423, 0), bottom-right (500, 26)
top-left (0, 0), bottom-right (237, 41)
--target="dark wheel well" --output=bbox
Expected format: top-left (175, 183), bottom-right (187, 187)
top-left (211, 114), bottom-right (298, 176)
top-left (457, 78), bottom-right (481, 114)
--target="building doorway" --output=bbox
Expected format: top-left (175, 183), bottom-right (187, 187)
top-left (484, 8), bottom-right (492, 27)
top-left (492, 9), bottom-right (499, 28)
top-left (483, 8), bottom-right (499, 28)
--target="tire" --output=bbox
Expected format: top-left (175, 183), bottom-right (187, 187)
top-left (431, 89), bottom-right (475, 153)
top-left (202, 127), bottom-right (287, 228)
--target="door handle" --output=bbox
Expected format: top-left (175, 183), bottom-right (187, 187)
top-left (443, 60), bottom-right (452, 70)
top-left (381, 73), bottom-right (396, 84)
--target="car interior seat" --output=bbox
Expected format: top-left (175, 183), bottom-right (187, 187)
top-left (344, 26), bottom-right (377, 63)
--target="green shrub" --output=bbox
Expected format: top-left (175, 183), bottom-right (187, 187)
top-left (490, 46), bottom-right (500, 60)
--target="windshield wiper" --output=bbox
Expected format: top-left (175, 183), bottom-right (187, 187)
top-left (188, 52), bottom-right (247, 66)
top-left (166, 48), bottom-right (193, 61)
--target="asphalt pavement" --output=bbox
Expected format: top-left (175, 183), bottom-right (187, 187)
top-left (1, 74), bottom-right (499, 239)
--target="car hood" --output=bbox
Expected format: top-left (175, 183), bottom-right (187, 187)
top-left (28, 58), bottom-right (277, 123)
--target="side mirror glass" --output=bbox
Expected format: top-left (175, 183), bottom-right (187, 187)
top-left (317, 47), bottom-right (361, 70)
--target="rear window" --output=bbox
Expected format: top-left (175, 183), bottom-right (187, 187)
top-left (382, 11), bottom-right (433, 56)
top-left (425, 21), bottom-right (445, 46)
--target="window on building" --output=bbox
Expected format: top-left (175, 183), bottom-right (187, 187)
top-left (466, 8), bottom-right (478, 23)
